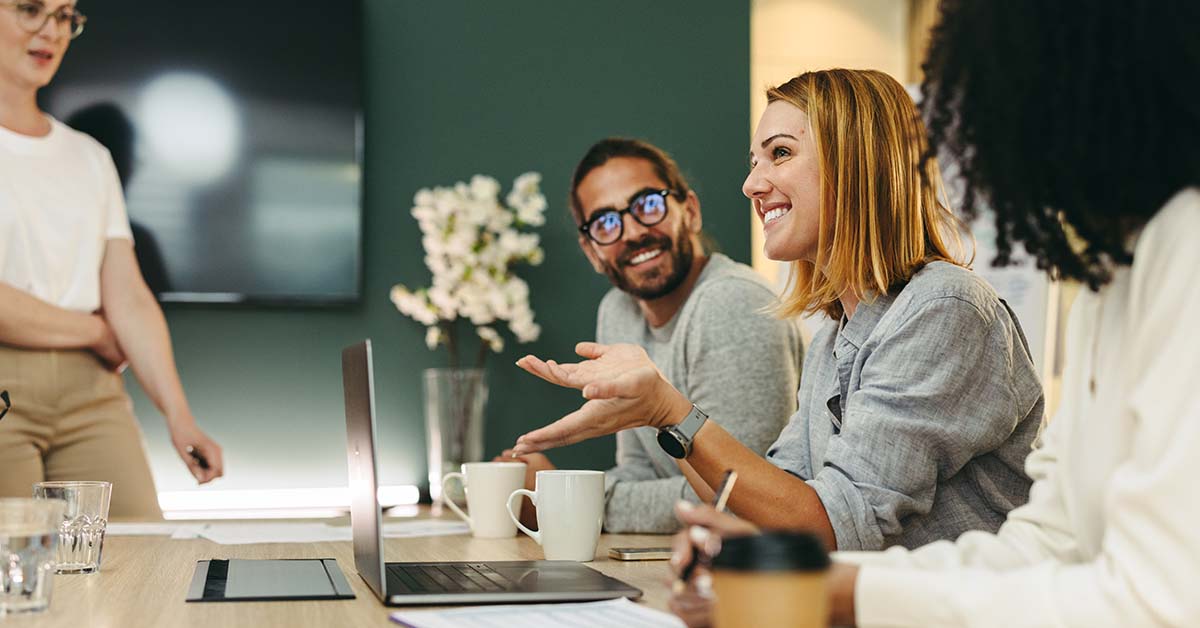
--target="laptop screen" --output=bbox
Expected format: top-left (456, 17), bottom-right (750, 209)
top-left (341, 340), bottom-right (387, 600)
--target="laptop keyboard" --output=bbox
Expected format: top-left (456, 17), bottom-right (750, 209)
top-left (386, 563), bottom-right (514, 594)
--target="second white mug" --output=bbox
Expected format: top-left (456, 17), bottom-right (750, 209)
top-left (506, 470), bottom-right (604, 561)
top-left (441, 461), bottom-right (527, 538)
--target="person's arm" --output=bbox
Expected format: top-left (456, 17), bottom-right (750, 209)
top-left (602, 428), bottom-right (682, 532)
top-left (515, 343), bottom-right (838, 547)
top-left (592, 291), bottom-right (684, 532)
top-left (516, 295), bottom-right (1033, 552)
top-left (841, 208), bottom-right (1200, 627)
top-left (99, 239), bottom-right (223, 483)
top-left (847, 383), bottom-right (1200, 627)
top-left (605, 280), bottom-right (802, 534)
top-left (0, 282), bottom-right (127, 367)
top-left (671, 412), bottom-right (1076, 628)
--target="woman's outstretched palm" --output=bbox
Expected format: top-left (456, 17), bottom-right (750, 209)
top-left (512, 342), bottom-right (685, 453)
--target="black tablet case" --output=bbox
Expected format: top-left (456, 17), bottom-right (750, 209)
top-left (186, 559), bottom-right (356, 602)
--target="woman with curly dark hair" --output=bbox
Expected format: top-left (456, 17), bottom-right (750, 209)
top-left (669, 0), bottom-right (1200, 626)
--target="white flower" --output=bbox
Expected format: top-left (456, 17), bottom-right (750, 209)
top-left (427, 284), bottom-right (458, 320)
top-left (516, 233), bottom-right (540, 256)
top-left (509, 312), bottom-right (541, 343)
top-left (425, 326), bottom-right (443, 350)
top-left (515, 196), bottom-right (547, 227)
top-left (390, 285), bottom-right (439, 326)
top-left (510, 172), bottom-right (541, 198)
top-left (476, 326), bottom-right (504, 353)
top-left (507, 172), bottom-right (547, 227)
top-left (486, 207), bottom-right (515, 233)
top-left (394, 171), bottom-right (546, 356)
top-left (470, 175), bottom-right (501, 201)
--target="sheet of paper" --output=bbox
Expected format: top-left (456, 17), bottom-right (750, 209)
top-left (380, 519), bottom-right (469, 538)
top-left (105, 522), bottom-right (203, 537)
top-left (171, 524), bottom-right (205, 540)
top-left (389, 598), bottom-right (685, 628)
top-left (183, 519), bottom-right (469, 545)
top-left (196, 522), bottom-right (348, 545)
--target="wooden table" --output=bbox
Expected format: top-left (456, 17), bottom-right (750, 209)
top-left (26, 513), bottom-right (676, 627)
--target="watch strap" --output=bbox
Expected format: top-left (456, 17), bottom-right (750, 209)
top-left (657, 404), bottom-right (708, 459)
top-left (674, 404), bottom-right (709, 441)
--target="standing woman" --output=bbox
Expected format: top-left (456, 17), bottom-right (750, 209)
top-left (0, 0), bottom-right (223, 518)
top-left (672, 1), bottom-right (1200, 626)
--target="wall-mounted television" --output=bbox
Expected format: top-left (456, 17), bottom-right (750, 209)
top-left (40, 1), bottom-right (362, 305)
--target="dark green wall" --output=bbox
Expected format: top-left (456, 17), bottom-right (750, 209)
top-left (130, 0), bottom-right (751, 493)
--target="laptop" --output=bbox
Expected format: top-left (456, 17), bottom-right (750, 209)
top-left (341, 340), bottom-right (643, 605)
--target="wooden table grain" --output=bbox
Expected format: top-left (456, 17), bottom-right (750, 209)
top-left (26, 512), bottom-right (677, 628)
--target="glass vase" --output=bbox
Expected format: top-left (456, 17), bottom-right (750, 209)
top-left (423, 368), bottom-right (487, 504)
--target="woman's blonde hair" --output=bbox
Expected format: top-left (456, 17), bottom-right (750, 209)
top-left (768, 69), bottom-right (969, 320)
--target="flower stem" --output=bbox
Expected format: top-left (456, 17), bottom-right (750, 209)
top-left (442, 320), bottom-right (458, 369)
top-left (475, 338), bottom-right (488, 370)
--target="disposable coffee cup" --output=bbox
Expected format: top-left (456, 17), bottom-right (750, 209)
top-left (711, 532), bottom-right (831, 628)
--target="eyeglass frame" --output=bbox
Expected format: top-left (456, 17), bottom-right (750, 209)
top-left (0, 390), bottom-right (10, 421)
top-left (578, 188), bottom-right (679, 246)
top-left (3, 0), bottom-right (87, 40)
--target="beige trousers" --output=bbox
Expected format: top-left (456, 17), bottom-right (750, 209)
top-left (0, 345), bottom-right (163, 519)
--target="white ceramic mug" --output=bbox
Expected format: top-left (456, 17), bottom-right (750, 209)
top-left (441, 462), bottom-right (527, 538)
top-left (506, 470), bottom-right (604, 561)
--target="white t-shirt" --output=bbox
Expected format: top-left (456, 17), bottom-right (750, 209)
top-left (841, 187), bottom-right (1200, 627)
top-left (0, 116), bottom-right (133, 313)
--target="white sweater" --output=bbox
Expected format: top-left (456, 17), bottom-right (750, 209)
top-left (843, 187), bottom-right (1200, 627)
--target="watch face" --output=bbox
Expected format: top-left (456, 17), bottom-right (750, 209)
top-left (657, 429), bottom-right (687, 459)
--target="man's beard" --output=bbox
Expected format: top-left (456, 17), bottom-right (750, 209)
top-left (602, 231), bottom-right (695, 301)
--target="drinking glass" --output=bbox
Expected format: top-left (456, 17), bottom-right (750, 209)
top-left (33, 481), bottom-right (111, 574)
top-left (0, 498), bottom-right (66, 615)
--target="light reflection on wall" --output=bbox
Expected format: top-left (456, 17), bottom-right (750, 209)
top-left (140, 73), bottom-right (241, 184)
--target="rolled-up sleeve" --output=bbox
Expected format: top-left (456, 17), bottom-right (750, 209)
top-left (810, 295), bottom-right (1030, 551)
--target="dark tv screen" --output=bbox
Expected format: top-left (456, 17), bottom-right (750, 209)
top-left (40, 1), bottom-right (362, 304)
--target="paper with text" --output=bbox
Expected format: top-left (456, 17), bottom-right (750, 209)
top-left (389, 597), bottom-right (685, 628)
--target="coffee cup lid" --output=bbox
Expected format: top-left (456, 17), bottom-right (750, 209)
top-left (711, 531), bottom-right (830, 572)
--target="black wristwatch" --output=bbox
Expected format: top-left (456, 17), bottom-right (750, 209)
top-left (656, 404), bottom-right (709, 459)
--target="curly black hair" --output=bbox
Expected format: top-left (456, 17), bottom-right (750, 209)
top-left (920, 0), bottom-right (1200, 289)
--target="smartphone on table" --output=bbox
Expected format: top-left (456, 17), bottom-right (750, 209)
top-left (608, 547), bottom-right (673, 561)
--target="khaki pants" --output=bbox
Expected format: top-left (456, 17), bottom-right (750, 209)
top-left (0, 345), bottom-right (163, 519)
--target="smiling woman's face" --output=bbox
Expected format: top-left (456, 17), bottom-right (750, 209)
top-left (0, 0), bottom-right (74, 94)
top-left (743, 100), bottom-right (823, 263)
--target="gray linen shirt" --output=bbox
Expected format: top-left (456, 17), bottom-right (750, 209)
top-left (767, 261), bottom-right (1044, 551)
top-left (597, 254), bottom-right (802, 533)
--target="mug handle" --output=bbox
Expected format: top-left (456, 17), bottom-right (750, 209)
top-left (440, 472), bottom-right (472, 527)
top-left (506, 489), bottom-right (540, 545)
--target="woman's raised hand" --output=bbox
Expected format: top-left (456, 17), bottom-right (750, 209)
top-left (512, 342), bottom-right (689, 454)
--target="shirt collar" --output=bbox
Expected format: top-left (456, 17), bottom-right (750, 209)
top-left (838, 290), bottom-right (896, 349)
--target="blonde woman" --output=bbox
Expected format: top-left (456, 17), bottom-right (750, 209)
top-left (678, 1), bottom-right (1200, 625)
top-left (511, 69), bottom-right (1044, 552)
top-left (0, 0), bottom-right (223, 518)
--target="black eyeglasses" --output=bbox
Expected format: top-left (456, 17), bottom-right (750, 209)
top-left (0, 390), bottom-right (9, 421)
top-left (5, 1), bottom-right (87, 39)
top-left (578, 189), bottom-right (673, 246)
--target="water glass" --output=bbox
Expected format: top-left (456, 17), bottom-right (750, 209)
top-left (33, 481), bottom-right (112, 574)
top-left (0, 498), bottom-right (66, 616)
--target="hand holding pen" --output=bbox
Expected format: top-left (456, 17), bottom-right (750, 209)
top-left (668, 471), bottom-right (757, 625)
